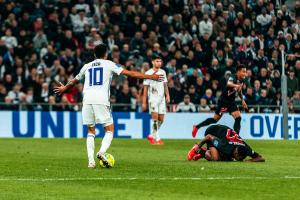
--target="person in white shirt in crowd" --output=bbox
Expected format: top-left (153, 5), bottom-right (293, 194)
top-left (143, 54), bottom-right (170, 145)
top-left (256, 8), bottom-right (272, 30)
top-left (72, 10), bottom-right (89, 34)
top-left (176, 94), bottom-right (196, 113)
top-left (54, 43), bottom-right (163, 168)
top-left (1, 28), bottom-right (17, 49)
top-left (234, 28), bottom-right (245, 45)
top-left (199, 14), bottom-right (213, 37)
top-left (33, 30), bottom-right (48, 50)
top-left (8, 83), bottom-right (24, 104)
top-left (198, 98), bottom-right (211, 112)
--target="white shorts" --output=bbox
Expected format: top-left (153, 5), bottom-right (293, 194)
top-left (149, 100), bottom-right (166, 114)
top-left (82, 104), bottom-right (113, 127)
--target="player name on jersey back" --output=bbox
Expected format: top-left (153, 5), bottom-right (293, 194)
top-left (75, 59), bottom-right (123, 105)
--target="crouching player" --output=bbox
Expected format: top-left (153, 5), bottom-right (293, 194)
top-left (187, 124), bottom-right (265, 162)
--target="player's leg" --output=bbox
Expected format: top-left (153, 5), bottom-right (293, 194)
top-left (148, 101), bottom-right (159, 144)
top-left (82, 104), bottom-right (96, 168)
top-left (155, 114), bottom-right (164, 144)
top-left (208, 147), bottom-right (220, 161)
top-left (192, 113), bottom-right (221, 137)
top-left (204, 150), bottom-right (213, 161)
top-left (150, 112), bottom-right (159, 143)
top-left (193, 146), bottom-right (207, 161)
top-left (99, 124), bottom-right (114, 155)
top-left (94, 105), bottom-right (114, 167)
top-left (96, 124), bottom-right (114, 167)
top-left (87, 125), bottom-right (96, 168)
top-left (231, 109), bottom-right (242, 134)
top-left (187, 143), bottom-right (207, 161)
top-left (155, 101), bottom-right (166, 144)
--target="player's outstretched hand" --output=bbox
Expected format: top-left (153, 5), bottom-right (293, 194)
top-left (151, 72), bottom-right (165, 81)
top-left (166, 95), bottom-right (170, 104)
top-left (245, 155), bottom-right (265, 162)
top-left (53, 80), bottom-right (66, 95)
top-left (235, 83), bottom-right (243, 90)
top-left (242, 100), bottom-right (248, 110)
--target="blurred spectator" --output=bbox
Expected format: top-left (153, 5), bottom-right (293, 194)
top-left (33, 30), bottom-right (48, 50)
top-left (0, 96), bottom-right (17, 110)
top-left (60, 95), bottom-right (75, 111)
top-left (198, 98), bottom-right (211, 112)
top-left (43, 45), bottom-right (57, 68)
top-left (47, 95), bottom-right (61, 111)
top-left (176, 95), bottom-right (196, 112)
top-left (202, 89), bottom-right (216, 107)
top-left (0, 0), bottom-right (298, 112)
top-left (287, 68), bottom-right (299, 97)
top-left (1, 29), bottom-right (17, 49)
top-left (130, 32), bottom-right (146, 53)
top-left (256, 8), bottom-right (272, 32)
top-left (292, 91), bottom-right (300, 113)
top-left (116, 84), bottom-right (131, 111)
top-left (7, 83), bottom-right (24, 104)
top-left (72, 10), bottom-right (89, 35)
top-left (40, 83), bottom-right (50, 103)
top-left (244, 87), bottom-right (256, 110)
top-left (130, 87), bottom-right (140, 111)
top-left (258, 89), bottom-right (272, 113)
top-left (199, 14), bottom-right (213, 37)
top-left (0, 84), bottom-right (7, 102)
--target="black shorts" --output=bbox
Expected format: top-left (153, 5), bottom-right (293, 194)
top-left (215, 98), bottom-right (239, 116)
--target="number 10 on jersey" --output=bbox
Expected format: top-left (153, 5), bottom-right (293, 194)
top-left (88, 67), bottom-right (103, 86)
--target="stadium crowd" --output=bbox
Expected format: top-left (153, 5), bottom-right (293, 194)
top-left (0, 0), bottom-right (300, 113)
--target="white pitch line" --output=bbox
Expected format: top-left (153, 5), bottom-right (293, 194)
top-left (0, 176), bottom-right (300, 182)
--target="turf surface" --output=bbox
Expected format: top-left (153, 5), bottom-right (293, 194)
top-left (0, 139), bottom-right (300, 200)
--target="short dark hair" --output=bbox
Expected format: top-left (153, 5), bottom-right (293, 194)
top-left (236, 145), bottom-right (247, 161)
top-left (151, 54), bottom-right (162, 60)
top-left (236, 64), bottom-right (247, 72)
top-left (94, 43), bottom-right (107, 58)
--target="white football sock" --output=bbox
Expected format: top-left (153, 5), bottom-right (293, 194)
top-left (99, 131), bottom-right (113, 154)
top-left (155, 121), bottom-right (163, 141)
top-left (87, 133), bottom-right (95, 163)
top-left (158, 121), bottom-right (163, 129)
top-left (151, 120), bottom-right (158, 139)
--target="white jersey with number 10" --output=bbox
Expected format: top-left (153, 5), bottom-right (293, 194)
top-left (75, 59), bottom-right (123, 105)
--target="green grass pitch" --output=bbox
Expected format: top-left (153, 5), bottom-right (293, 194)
top-left (1, 138), bottom-right (300, 200)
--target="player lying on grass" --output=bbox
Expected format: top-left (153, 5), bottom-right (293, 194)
top-left (188, 124), bottom-right (265, 162)
top-left (192, 65), bottom-right (249, 137)
top-left (54, 43), bottom-right (164, 168)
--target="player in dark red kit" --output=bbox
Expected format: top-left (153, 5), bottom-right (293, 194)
top-left (192, 65), bottom-right (248, 137)
top-left (188, 124), bottom-right (265, 162)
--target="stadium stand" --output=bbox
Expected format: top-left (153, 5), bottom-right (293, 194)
top-left (0, 0), bottom-right (299, 113)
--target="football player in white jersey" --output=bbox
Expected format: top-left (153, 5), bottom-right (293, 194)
top-left (54, 44), bottom-right (163, 168)
top-left (142, 54), bottom-right (170, 145)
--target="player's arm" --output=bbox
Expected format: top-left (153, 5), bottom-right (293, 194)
top-left (245, 155), bottom-right (265, 162)
top-left (121, 69), bottom-right (164, 81)
top-left (238, 88), bottom-right (248, 110)
top-left (53, 79), bottom-right (79, 95)
top-left (244, 142), bottom-right (265, 162)
top-left (142, 85), bottom-right (148, 112)
top-left (198, 134), bottom-right (215, 147)
top-left (245, 153), bottom-right (265, 162)
top-left (164, 82), bottom-right (170, 104)
top-left (54, 64), bottom-right (86, 95)
top-left (227, 80), bottom-right (242, 89)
